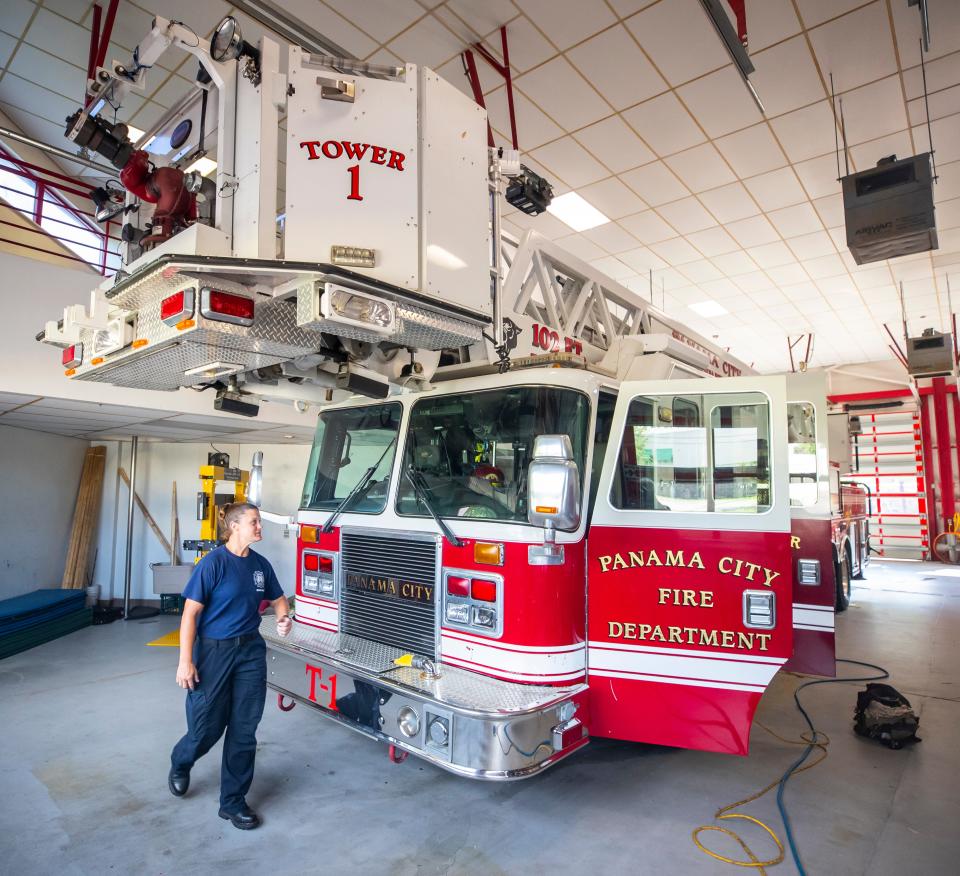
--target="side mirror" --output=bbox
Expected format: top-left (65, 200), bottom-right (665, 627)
top-left (527, 435), bottom-right (580, 565)
top-left (248, 450), bottom-right (263, 507)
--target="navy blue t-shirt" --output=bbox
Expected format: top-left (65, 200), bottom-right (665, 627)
top-left (182, 546), bottom-right (283, 639)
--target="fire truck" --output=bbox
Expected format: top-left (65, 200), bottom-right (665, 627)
top-left (38, 14), bottom-right (868, 778)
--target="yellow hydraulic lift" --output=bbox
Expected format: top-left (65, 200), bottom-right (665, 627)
top-left (183, 452), bottom-right (250, 561)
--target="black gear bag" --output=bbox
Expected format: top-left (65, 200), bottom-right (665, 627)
top-left (853, 683), bottom-right (921, 749)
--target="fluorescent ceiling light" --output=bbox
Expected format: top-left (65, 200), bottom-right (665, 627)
top-left (185, 156), bottom-right (217, 177)
top-left (546, 191), bottom-right (610, 232)
top-left (126, 125), bottom-right (146, 143)
top-left (688, 299), bottom-right (728, 317)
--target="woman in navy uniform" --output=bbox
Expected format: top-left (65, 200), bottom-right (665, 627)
top-left (169, 501), bottom-right (291, 830)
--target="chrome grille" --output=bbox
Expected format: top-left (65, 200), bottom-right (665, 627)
top-left (340, 531), bottom-right (438, 659)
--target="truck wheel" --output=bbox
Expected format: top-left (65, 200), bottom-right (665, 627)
top-left (835, 549), bottom-right (852, 612)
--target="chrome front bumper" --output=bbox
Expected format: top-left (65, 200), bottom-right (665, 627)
top-left (261, 617), bottom-right (589, 780)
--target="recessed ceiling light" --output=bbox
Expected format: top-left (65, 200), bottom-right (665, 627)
top-left (689, 300), bottom-right (728, 318)
top-left (185, 156), bottom-right (217, 177)
top-left (283, 434), bottom-right (293, 439)
top-left (546, 191), bottom-right (610, 232)
top-left (126, 125), bottom-right (146, 143)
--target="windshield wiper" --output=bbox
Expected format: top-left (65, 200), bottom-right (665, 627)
top-left (404, 467), bottom-right (464, 547)
top-left (321, 436), bottom-right (397, 532)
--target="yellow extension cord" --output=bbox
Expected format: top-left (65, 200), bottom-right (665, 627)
top-left (692, 721), bottom-right (831, 874)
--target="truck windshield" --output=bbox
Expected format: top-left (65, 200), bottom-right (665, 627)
top-left (396, 386), bottom-right (590, 523)
top-left (301, 402), bottom-right (402, 511)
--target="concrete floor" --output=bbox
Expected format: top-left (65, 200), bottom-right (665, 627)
top-left (1, 558), bottom-right (958, 875)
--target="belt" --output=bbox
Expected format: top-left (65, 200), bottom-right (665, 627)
top-left (200, 632), bottom-right (260, 647)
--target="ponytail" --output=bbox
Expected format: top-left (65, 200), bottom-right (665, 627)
top-left (219, 501), bottom-right (259, 538)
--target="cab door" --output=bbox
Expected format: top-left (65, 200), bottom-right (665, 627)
top-left (784, 371), bottom-right (837, 677)
top-left (587, 376), bottom-right (792, 755)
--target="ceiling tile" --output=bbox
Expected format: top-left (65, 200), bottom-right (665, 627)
top-left (664, 143), bottom-right (736, 193)
top-left (751, 36), bottom-right (826, 118)
top-left (656, 197), bottom-right (717, 234)
top-left (744, 167), bottom-right (807, 211)
top-left (618, 209), bottom-right (677, 244)
top-left (715, 124), bottom-right (787, 179)
top-left (747, 286), bottom-right (786, 304)
top-left (850, 265), bottom-right (895, 290)
top-left (573, 115), bottom-right (654, 173)
top-left (607, 0), bottom-right (659, 18)
top-left (530, 136), bottom-right (608, 187)
top-left (515, 56), bottom-right (610, 130)
top-left (727, 214), bottom-right (780, 247)
top-left (769, 100), bottom-right (839, 163)
top-left (8, 43), bottom-right (83, 100)
top-left (480, 15), bottom-right (555, 73)
top-left (912, 115), bottom-right (960, 164)
top-left (848, 131), bottom-right (914, 175)
top-left (580, 177), bottom-right (647, 219)
top-left (590, 255), bottom-right (635, 280)
top-left (711, 250), bottom-right (759, 276)
top-left (625, 0), bottom-right (729, 86)
top-left (23, 8), bottom-right (89, 71)
top-left (685, 225), bottom-right (739, 258)
top-left (516, 0), bottom-right (616, 50)
top-left (619, 246), bottom-right (668, 272)
top-left (698, 182), bottom-right (760, 223)
top-left (555, 233), bottom-right (606, 262)
top-left (0, 0), bottom-right (36, 35)
top-left (891, 0), bottom-right (960, 68)
top-left (620, 161), bottom-right (690, 206)
top-left (766, 262), bottom-right (810, 286)
top-left (813, 193), bottom-right (845, 227)
top-left (486, 87), bottom-right (564, 150)
top-left (807, 2), bottom-right (897, 93)
top-left (582, 222), bottom-right (641, 254)
top-left (622, 92), bottom-right (705, 157)
top-left (840, 75), bottom-right (909, 146)
top-left (767, 202), bottom-right (823, 238)
top-left (566, 25), bottom-right (666, 111)
top-left (793, 153), bottom-right (842, 201)
top-left (746, 241), bottom-right (795, 268)
top-left (743, 0), bottom-right (802, 52)
top-left (648, 236), bottom-right (703, 265)
top-left (445, 0), bottom-right (519, 39)
top-left (677, 65), bottom-right (763, 138)
top-left (786, 230), bottom-right (837, 260)
top-left (0, 31), bottom-right (15, 68)
top-left (387, 13), bottom-right (465, 67)
top-left (323, 0), bottom-right (425, 43)
top-left (907, 85), bottom-right (960, 129)
top-left (678, 260), bottom-right (723, 283)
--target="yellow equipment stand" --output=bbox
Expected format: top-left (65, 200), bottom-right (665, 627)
top-left (183, 453), bottom-right (250, 562)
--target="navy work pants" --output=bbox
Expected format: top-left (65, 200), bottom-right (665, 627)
top-left (170, 634), bottom-right (267, 812)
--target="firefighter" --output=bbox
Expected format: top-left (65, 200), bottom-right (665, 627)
top-left (168, 502), bottom-right (291, 830)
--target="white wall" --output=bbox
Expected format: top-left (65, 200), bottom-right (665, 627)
top-left (91, 440), bottom-right (312, 603)
top-left (0, 424), bottom-right (89, 599)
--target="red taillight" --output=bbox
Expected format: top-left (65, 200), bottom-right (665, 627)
top-left (447, 575), bottom-right (470, 597)
top-left (200, 287), bottom-right (255, 325)
top-left (161, 287), bottom-right (195, 325)
top-left (303, 553), bottom-right (319, 571)
top-left (62, 343), bottom-right (82, 368)
top-left (318, 556), bottom-right (333, 574)
top-left (471, 578), bottom-right (497, 602)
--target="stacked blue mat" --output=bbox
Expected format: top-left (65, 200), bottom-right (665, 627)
top-left (0, 589), bottom-right (92, 659)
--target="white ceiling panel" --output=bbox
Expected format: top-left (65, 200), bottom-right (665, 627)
top-left (744, 167), bottom-right (808, 211)
top-left (767, 202), bottom-right (823, 238)
top-left (618, 209), bottom-right (677, 244)
top-left (579, 177), bottom-right (648, 219)
top-left (766, 262), bottom-right (810, 286)
top-left (573, 115), bottom-right (655, 173)
top-left (840, 75), bottom-right (909, 146)
top-left (0, 391), bottom-right (40, 406)
top-left (516, 0), bottom-right (616, 51)
top-left (743, 0), bottom-right (802, 52)
top-left (726, 214), bottom-right (780, 248)
top-left (582, 221), bottom-right (641, 254)
top-left (711, 250), bottom-right (759, 276)
top-left (786, 230), bottom-right (837, 260)
top-left (751, 35), bottom-right (826, 118)
top-left (677, 65), bottom-right (763, 138)
top-left (685, 225), bottom-right (739, 258)
top-left (745, 241), bottom-right (796, 269)
top-left (793, 152), bottom-right (843, 201)
top-left (480, 15), bottom-right (555, 74)
top-left (555, 233), bottom-right (606, 262)
top-left (620, 161), bottom-right (690, 206)
top-left (890, 0), bottom-right (960, 68)
top-left (618, 246), bottom-right (668, 273)
top-left (1, 0), bottom-right (37, 35)
top-left (678, 260), bottom-right (723, 283)
top-left (656, 197), bottom-right (717, 234)
top-left (664, 143), bottom-right (736, 193)
top-left (698, 182), bottom-right (761, 223)
top-left (323, 0), bottom-right (425, 45)
top-left (808, 2), bottom-right (897, 93)
top-left (566, 24), bottom-right (666, 110)
top-left (625, 0), bottom-right (729, 86)
top-left (486, 87), bottom-right (564, 150)
top-left (530, 136), bottom-right (609, 187)
top-left (715, 124), bottom-right (787, 179)
top-left (590, 255), bottom-right (634, 280)
top-left (444, 0), bottom-right (519, 40)
top-left (769, 99), bottom-right (841, 164)
top-left (907, 84), bottom-right (960, 129)
top-left (388, 13), bottom-right (465, 67)
top-left (515, 56), bottom-right (610, 130)
top-left (622, 91), bottom-right (705, 157)
top-left (648, 236), bottom-right (702, 266)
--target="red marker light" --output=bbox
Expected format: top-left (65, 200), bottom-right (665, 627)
top-left (318, 556), bottom-right (334, 574)
top-left (160, 288), bottom-right (195, 325)
top-left (471, 578), bottom-right (497, 602)
top-left (62, 344), bottom-right (82, 368)
top-left (303, 553), bottom-right (319, 571)
top-left (200, 287), bottom-right (255, 325)
top-left (446, 575), bottom-right (470, 597)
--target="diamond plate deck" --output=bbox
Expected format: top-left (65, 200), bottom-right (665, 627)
top-left (261, 616), bottom-right (582, 714)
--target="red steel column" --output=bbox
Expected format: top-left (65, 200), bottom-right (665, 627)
top-left (919, 396), bottom-right (938, 538)
top-left (932, 377), bottom-right (955, 527)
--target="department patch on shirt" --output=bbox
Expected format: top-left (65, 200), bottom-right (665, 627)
top-left (254, 570), bottom-right (265, 592)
